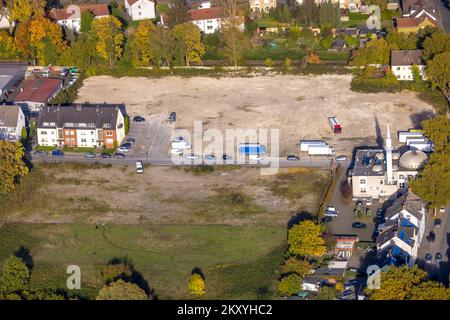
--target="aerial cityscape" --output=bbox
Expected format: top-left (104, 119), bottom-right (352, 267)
top-left (0, 0), bottom-right (449, 305)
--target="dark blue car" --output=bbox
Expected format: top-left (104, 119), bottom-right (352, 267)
top-left (51, 150), bottom-right (65, 157)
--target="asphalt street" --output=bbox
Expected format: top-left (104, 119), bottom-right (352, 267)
top-left (425, 0), bottom-right (450, 33)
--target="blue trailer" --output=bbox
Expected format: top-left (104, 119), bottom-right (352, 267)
top-left (238, 143), bottom-right (266, 155)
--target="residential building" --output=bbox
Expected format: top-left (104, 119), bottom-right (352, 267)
top-left (0, 8), bottom-right (14, 30)
top-left (375, 191), bottom-right (426, 267)
top-left (349, 125), bottom-right (428, 200)
top-left (0, 105), bottom-right (26, 141)
top-left (250, 0), bottom-right (277, 13)
top-left (391, 50), bottom-right (425, 81)
top-left (14, 78), bottom-right (63, 113)
top-left (188, 7), bottom-right (244, 34)
top-left (0, 63), bottom-right (27, 101)
top-left (48, 4), bottom-right (110, 32)
top-left (190, 0), bottom-right (212, 9)
top-left (37, 104), bottom-right (126, 149)
top-left (339, 0), bottom-right (362, 12)
top-left (125, 0), bottom-right (156, 21)
top-left (387, 0), bottom-right (400, 10)
top-left (395, 15), bottom-right (436, 33)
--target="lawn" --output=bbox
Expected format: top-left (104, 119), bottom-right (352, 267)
top-left (0, 223), bottom-right (286, 300)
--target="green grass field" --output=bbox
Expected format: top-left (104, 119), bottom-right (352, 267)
top-left (0, 223), bottom-right (286, 300)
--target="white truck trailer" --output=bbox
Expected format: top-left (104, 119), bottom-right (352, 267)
top-left (409, 141), bottom-right (433, 152)
top-left (398, 131), bottom-right (423, 143)
top-left (300, 140), bottom-right (327, 152)
top-left (171, 140), bottom-right (191, 149)
top-left (308, 145), bottom-right (336, 156)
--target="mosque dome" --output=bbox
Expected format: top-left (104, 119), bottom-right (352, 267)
top-left (392, 152), bottom-right (400, 160)
top-left (372, 164), bottom-right (383, 172)
top-left (375, 152), bottom-right (384, 160)
top-left (399, 150), bottom-right (428, 169)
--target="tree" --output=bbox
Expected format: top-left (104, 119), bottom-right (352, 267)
top-left (96, 280), bottom-right (149, 300)
top-left (129, 19), bottom-right (155, 67)
top-left (278, 274), bottom-right (301, 296)
top-left (221, 25), bottom-right (250, 67)
top-left (315, 286), bottom-right (339, 300)
top-left (281, 257), bottom-right (312, 276)
top-left (287, 220), bottom-right (326, 257)
top-left (0, 141), bottom-right (29, 196)
top-left (14, 21), bottom-right (32, 59)
top-left (426, 52), bottom-right (450, 100)
top-left (286, 27), bottom-right (301, 47)
top-left (149, 26), bottom-right (175, 68)
top-left (350, 38), bottom-right (390, 67)
top-left (0, 256), bottom-right (30, 294)
top-left (101, 263), bottom-right (133, 284)
top-left (423, 32), bottom-right (450, 60)
top-left (318, 0), bottom-right (340, 28)
top-left (188, 273), bottom-right (206, 296)
top-left (0, 30), bottom-right (19, 60)
top-left (80, 10), bottom-right (95, 33)
top-left (295, 0), bottom-right (319, 27)
top-left (71, 32), bottom-right (98, 72)
top-left (166, 0), bottom-right (189, 28)
top-left (365, 0), bottom-right (387, 11)
top-left (91, 16), bottom-right (124, 68)
top-left (409, 281), bottom-right (450, 300)
top-left (7, 0), bottom-right (33, 24)
top-left (173, 22), bottom-right (205, 66)
top-left (386, 30), bottom-right (417, 50)
top-left (366, 266), bottom-right (428, 300)
top-left (411, 64), bottom-right (424, 91)
top-left (421, 116), bottom-right (450, 153)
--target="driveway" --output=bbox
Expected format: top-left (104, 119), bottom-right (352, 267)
top-left (417, 205), bottom-right (450, 284)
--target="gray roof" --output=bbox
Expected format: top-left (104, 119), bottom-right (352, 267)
top-left (0, 105), bottom-right (21, 128)
top-left (0, 63), bottom-right (27, 91)
top-left (391, 50), bottom-right (424, 66)
top-left (37, 104), bottom-right (125, 130)
top-left (384, 192), bottom-right (424, 221)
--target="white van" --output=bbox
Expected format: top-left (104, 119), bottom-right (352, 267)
top-left (135, 161), bottom-right (144, 174)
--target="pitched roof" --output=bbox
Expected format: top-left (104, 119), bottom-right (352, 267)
top-left (396, 15), bottom-right (436, 28)
top-left (401, 0), bottom-right (424, 13)
top-left (127, 0), bottom-right (154, 5)
top-left (384, 191), bottom-right (424, 221)
top-left (49, 4), bottom-right (110, 21)
top-left (188, 7), bottom-right (223, 21)
top-left (0, 105), bottom-right (21, 128)
top-left (390, 50), bottom-right (424, 66)
top-left (14, 78), bottom-right (63, 103)
top-left (37, 104), bottom-right (125, 130)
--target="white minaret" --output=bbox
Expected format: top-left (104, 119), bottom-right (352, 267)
top-left (385, 125), bottom-right (394, 184)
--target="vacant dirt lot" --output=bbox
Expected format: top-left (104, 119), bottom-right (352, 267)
top-left (2, 164), bottom-right (328, 225)
top-left (77, 74), bottom-right (435, 155)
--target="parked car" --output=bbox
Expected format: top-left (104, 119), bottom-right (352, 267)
top-left (434, 218), bottom-right (442, 229)
top-left (34, 150), bottom-right (47, 157)
top-left (365, 198), bottom-right (373, 206)
top-left (435, 253), bottom-right (442, 263)
top-left (135, 161), bottom-right (144, 174)
top-left (60, 68), bottom-right (67, 76)
top-left (426, 231), bottom-right (436, 243)
top-left (125, 137), bottom-right (136, 144)
top-left (113, 152), bottom-right (126, 159)
top-left (340, 290), bottom-right (354, 300)
top-left (322, 216), bottom-right (332, 223)
top-left (439, 206), bottom-right (446, 213)
top-left (324, 206), bottom-right (339, 217)
top-left (352, 222), bottom-right (367, 229)
top-left (51, 150), bottom-right (64, 157)
top-left (287, 155), bottom-right (300, 161)
top-left (204, 154), bottom-right (216, 161)
top-left (186, 153), bottom-right (199, 160)
top-left (425, 253), bottom-right (433, 264)
top-left (84, 153), bottom-right (96, 159)
top-left (118, 144), bottom-right (131, 153)
top-left (344, 279), bottom-right (359, 290)
top-left (170, 148), bottom-right (183, 156)
top-left (100, 153), bottom-right (112, 159)
top-left (335, 155), bottom-right (347, 161)
top-left (376, 209), bottom-right (384, 219)
top-left (168, 112), bottom-right (176, 123)
top-left (133, 116), bottom-right (146, 122)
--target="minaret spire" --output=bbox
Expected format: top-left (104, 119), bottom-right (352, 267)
top-left (385, 124), bottom-right (393, 184)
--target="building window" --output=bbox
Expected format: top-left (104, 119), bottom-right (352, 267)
top-left (360, 179), bottom-right (366, 185)
top-left (360, 188), bottom-right (366, 193)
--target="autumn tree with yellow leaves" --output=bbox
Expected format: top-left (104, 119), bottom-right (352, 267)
top-left (172, 22), bottom-right (205, 66)
top-left (0, 141), bottom-right (29, 196)
top-left (91, 16), bottom-right (124, 68)
top-left (129, 19), bottom-right (155, 68)
top-left (188, 273), bottom-right (206, 296)
top-left (0, 31), bottom-right (19, 60)
top-left (287, 220), bottom-right (326, 257)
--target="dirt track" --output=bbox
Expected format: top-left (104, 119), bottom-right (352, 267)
top-left (76, 74), bottom-right (435, 155)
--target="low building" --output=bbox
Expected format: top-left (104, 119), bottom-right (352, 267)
top-left (250, 0), bottom-right (277, 14)
top-left (0, 63), bottom-right (27, 101)
top-left (125, 0), bottom-right (156, 21)
top-left (48, 4), bottom-right (110, 32)
top-left (375, 191), bottom-right (426, 267)
top-left (391, 50), bottom-right (425, 81)
top-left (0, 8), bottom-right (14, 30)
top-left (0, 105), bottom-right (26, 141)
top-left (36, 104), bottom-right (126, 149)
top-left (14, 78), bottom-right (63, 112)
top-left (350, 126), bottom-right (428, 200)
top-left (395, 15), bottom-right (436, 33)
top-left (188, 7), bottom-right (244, 34)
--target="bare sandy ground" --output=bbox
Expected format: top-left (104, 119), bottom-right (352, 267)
top-left (76, 74), bottom-right (435, 155)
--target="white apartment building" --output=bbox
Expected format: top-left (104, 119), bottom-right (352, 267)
top-left (125, 0), bottom-right (156, 21)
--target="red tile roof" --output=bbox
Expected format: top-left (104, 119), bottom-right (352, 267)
top-left (188, 7), bottom-right (223, 21)
top-left (14, 78), bottom-right (63, 103)
top-left (49, 4), bottom-right (110, 21)
top-left (396, 16), bottom-right (436, 28)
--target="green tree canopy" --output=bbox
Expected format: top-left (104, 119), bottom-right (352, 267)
top-left (426, 52), bottom-right (450, 100)
top-left (96, 280), bottom-right (149, 300)
top-left (0, 256), bottom-right (30, 294)
top-left (423, 32), bottom-right (450, 60)
top-left (278, 274), bottom-right (302, 297)
top-left (287, 220), bottom-right (326, 257)
top-left (281, 257), bottom-right (312, 277)
top-left (0, 141), bottom-right (29, 196)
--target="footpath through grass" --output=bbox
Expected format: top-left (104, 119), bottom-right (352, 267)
top-left (0, 223), bottom-right (286, 300)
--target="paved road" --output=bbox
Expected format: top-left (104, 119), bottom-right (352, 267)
top-left (417, 205), bottom-right (450, 284)
top-left (425, 0), bottom-right (450, 32)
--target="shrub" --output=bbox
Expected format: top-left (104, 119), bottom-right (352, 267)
top-left (264, 58), bottom-right (275, 67)
top-left (278, 274), bottom-right (302, 296)
top-left (188, 273), bottom-right (206, 296)
top-left (281, 257), bottom-right (312, 277)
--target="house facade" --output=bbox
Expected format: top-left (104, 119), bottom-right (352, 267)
top-left (125, 0), bottom-right (156, 21)
top-left (395, 15), bottom-right (436, 33)
top-left (250, 0), bottom-right (277, 13)
top-left (376, 192), bottom-right (426, 267)
top-left (188, 7), bottom-right (244, 34)
top-left (48, 4), bottom-right (110, 32)
top-left (14, 78), bottom-right (63, 113)
top-left (37, 104), bottom-right (126, 149)
top-left (0, 105), bottom-right (26, 141)
top-left (391, 50), bottom-right (426, 81)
